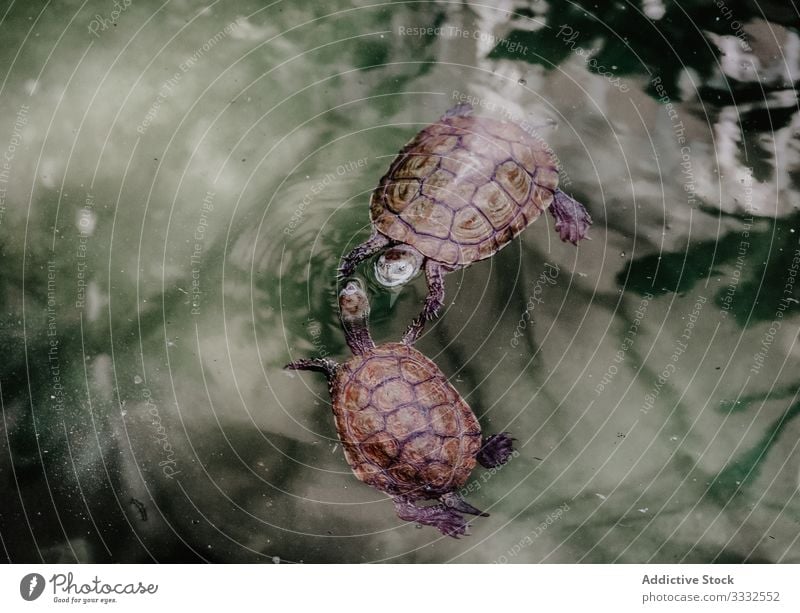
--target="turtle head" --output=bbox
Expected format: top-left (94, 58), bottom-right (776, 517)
top-left (338, 278), bottom-right (370, 322)
top-left (374, 245), bottom-right (423, 288)
top-left (338, 279), bottom-right (375, 355)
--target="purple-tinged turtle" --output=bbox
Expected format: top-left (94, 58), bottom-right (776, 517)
top-left (339, 103), bottom-right (591, 339)
top-left (285, 279), bottom-right (514, 537)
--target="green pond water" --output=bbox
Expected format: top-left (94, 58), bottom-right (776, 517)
top-left (1, 0), bottom-right (799, 563)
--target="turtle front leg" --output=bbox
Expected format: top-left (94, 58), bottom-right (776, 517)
top-left (338, 232), bottom-right (390, 278)
top-left (402, 260), bottom-right (446, 344)
top-left (476, 432), bottom-right (515, 468)
top-left (393, 497), bottom-right (469, 538)
top-left (422, 260), bottom-right (446, 319)
top-left (284, 358), bottom-right (338, 381)
top-left (549, 189), bottom-right (592, 245)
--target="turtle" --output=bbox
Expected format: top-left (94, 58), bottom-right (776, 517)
top-left (339, 102), bottom-right (592, 340)
top-left (285, 279), bottom-right (514, 537)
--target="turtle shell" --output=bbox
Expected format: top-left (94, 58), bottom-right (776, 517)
top-left (330, 342), bottom-right (481, 498)
top-left (370, 112), bottom-right (559, 267)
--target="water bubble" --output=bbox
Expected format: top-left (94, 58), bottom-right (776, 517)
top-left (134, 375), bottom-right (143, 384)
top-left (272, 556), bottom-right (281, 564)
top-left (518, 78), bottom-right (527, 85)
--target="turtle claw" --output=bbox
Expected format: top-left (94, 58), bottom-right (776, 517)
top-left (338, 233), bottom-right (390, 280)
top-left (550, 189), bottom-right (592, 245)
top-left (337, 254), bottom-right (359, 281)
top-left (441, 492), bottom-right (489, 517)
top-left (432, 509), bottom-right (470, 538)
top-left (477, 432), bottom-right (516, 468)
top-left (284, 358), bottom-right (338, 380)
top-left (401, 261), bottom-right (446, 344)
top-left (394, 497), bottom-right (470, 538)
top-left (421, 261), bottom-right (446, 319)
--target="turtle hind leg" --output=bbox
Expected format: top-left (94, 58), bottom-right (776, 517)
top-left (338, 232), bottom-right (390, 279)
top-left (549, 189), bottom-right (592, 245)
top-left (393, 497), bottom-right (469, 538)
top-left (477, 432), bottom-right (515, 468)
top-left (284, 358), bottom-right (337, 381)
top-left (441, 492), bottom-right (489, 517)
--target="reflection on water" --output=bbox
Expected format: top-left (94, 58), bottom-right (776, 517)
top-left (0, 0), bottom-right (798, 563)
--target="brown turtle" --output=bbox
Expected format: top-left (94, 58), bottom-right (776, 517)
top-left (339, 102), bottom-right (592, 339)
top-left (285, 279), bottom-right (514, 537)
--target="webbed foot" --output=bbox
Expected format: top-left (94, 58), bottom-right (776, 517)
top-left (394, 497), bottom-right (469, 538)
top-left (441, 492), bottom-right (489, 517)
top-left (477, 432), bottom-right (515, 468)
top-left (338, 233), bottom-right (390, 279)
top-left (549, 189), bottom-right (592, 245)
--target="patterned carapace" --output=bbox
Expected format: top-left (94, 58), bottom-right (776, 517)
top-left (332, 342), bottom-right (482, 498)
top-left (371, 110), bottom-right (560, 267)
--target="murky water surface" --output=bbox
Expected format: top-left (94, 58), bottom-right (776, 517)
top-left (1, 1), bottom-right (798, 562)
